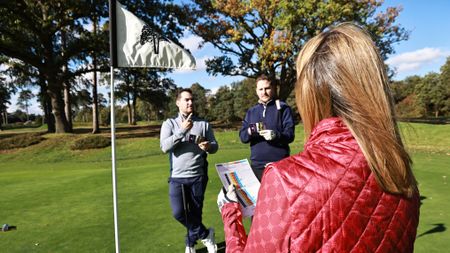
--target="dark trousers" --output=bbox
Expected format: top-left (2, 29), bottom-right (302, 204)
top-left (169, 176), bottom-right (209, 246)
top-left (251, 162), bottom-right (266, 182)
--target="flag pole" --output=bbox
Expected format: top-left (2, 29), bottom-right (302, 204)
top-left (109, 1), bottom-right (120, 252)
top-left (110, 66), bottom-right (120, 253)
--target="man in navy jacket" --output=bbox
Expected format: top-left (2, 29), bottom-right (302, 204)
top-left (239, 75), bottom-right (295, 181)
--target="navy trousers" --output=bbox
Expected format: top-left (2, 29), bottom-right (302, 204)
top-left (169, 175), bottom-right (209, 246)
top-left (251, 162), bottom-right (265, 182)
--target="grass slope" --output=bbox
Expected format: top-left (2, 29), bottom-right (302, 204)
top-left (0, 123), bottom-right (448, 252)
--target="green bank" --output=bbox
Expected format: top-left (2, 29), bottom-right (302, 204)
top-left (0, 123), bottom-right (448, 252)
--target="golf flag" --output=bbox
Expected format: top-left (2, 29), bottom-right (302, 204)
top-left (108, 2), bottom-right (196, 252)
top-left (113, 1), bottom-right (196, 69)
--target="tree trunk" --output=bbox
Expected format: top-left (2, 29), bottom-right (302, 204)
top-left (0, 110), bottom-right (4, 130)
top-left (92, 10), bottom-right (100, 134)
top-left (61, 28), bottom-right (73, 131)
top-left (44, 98), bottom-right (55, 133)
top-left (127, 96), bottom-right (132, 125)
top-left (278, 76), bottom-right (295, 101)
top-left (131, 95), bottom-right (137, 125)
top-left (3, 109), bottom-right (8, 124)
top-left (25, 102), bottom-right (30, 121)
top-left (39, 80), bottom-right (56, 133)
top-left (92, 66), bottom-right (100, 133)
top-left (48, 88), bottom-right (71, 133)
top-left (64, 83), bottom-right (73, 130)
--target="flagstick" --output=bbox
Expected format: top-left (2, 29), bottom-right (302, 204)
top-left (110, 66), bottom-right (120, 253)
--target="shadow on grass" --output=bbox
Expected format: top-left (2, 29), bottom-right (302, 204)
top-left (197, 241), bottom-right (226, 253)
top-left (417, 223), bottom-right (446, 238)
top-left (420, 195), bottom-right (426, 207)
top-left (417, 195), bottom-right (446, 238)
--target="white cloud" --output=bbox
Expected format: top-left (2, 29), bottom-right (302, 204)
top-left (179, 34), bottom-right (203, 54)
top-left (386, 47), bottom-right (450, 73)
top-left (209, 86), bottom-right (220, 95)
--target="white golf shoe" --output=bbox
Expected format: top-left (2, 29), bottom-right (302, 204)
top-left (201, 227), bottom-right (217, 253)
top-left (185, 246), bottom-right (196, 253)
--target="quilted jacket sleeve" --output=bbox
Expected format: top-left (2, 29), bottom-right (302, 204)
top-left (221, 166), bottom-right (291, 253)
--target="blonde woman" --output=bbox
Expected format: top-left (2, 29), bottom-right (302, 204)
top-left (217, 23), bottom-right (420, 253)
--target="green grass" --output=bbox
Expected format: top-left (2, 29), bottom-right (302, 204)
top-left (0, 122), bottom-right (448, 252)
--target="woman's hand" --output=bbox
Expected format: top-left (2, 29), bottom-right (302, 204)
top-left (217, 184), bottom-right (238, 212)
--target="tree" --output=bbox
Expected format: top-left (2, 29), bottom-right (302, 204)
top-left (231, 78), bottom-right (258, 120)
top-left (210, 85), bottom-right (236, 123)
top-left (187, 0), bottom-right (408, 99)
top-left (72, 88), bottom-right (93, 123)
top-left (395, 94), bottom-right (423, 118)
top-left (166, 88), bottom-right (181, 117)
top-left (390, 75), bottom-right (423, 118)
top-left (190, 83), bottom-right (210, 118)
top-left (0, 1), bottom-right (109, 133)
top-left (111, 68), bottom-right (175, 125)
top-left (390, 76), bottom-right (420, 104)
top-left (0, 75), bottom-right (15, 129)
top-left (438, 57), bottom-right (450, 116)
top-left (16, 89), bottom-right (35, 121)
top-left (415, 73), bottom-right (447, 117)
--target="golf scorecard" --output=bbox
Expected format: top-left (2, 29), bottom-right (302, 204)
top-left (215, 159), bottom-right (261, 217)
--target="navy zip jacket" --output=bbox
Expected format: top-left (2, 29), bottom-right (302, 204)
top-left (239, 99), bottom-right (295, 169)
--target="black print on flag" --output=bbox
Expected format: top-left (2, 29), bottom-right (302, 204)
top-left (139, 25), bottom-right (168, 54)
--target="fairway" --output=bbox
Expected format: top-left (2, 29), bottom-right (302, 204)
top-left (0, 122), bottom-right (449, 252)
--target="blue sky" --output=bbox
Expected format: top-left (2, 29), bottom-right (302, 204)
top-left (168, 0), bottom-right (450, 90)
top-left (8, 0), bottom-right (450, 114)
top-left (383, 0), bottom-right (450, 80)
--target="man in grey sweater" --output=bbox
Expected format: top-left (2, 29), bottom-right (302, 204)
top-left (160, 88), bottom-right (218, 253)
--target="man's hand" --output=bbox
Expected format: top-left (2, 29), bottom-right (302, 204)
top-left (181, 113), bottom-right (193, 131)
top-left (198, 141), bottom-right (210, 151)
top-left (217, 184), bottom-right (238, 213)
top-left (259, 129), bottom-right (276, 141)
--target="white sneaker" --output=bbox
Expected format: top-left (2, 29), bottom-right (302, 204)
top-left (185, 246), bottom-right (196, 253)
top-left (201, 227), bottom-right (217, 253)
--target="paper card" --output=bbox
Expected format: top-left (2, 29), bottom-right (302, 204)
top-left (215, 159), bottom-right (261, 217)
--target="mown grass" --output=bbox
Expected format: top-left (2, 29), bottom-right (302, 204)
top-left (0, 122), bottom-right (448, 252)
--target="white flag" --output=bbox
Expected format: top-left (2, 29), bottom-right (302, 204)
top-left (115, 1), bottom-right (196, 69)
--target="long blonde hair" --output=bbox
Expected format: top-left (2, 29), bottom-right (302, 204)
top-left (295, 23), bottom-right (417, 197)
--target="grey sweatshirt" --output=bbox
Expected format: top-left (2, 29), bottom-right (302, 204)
top-left (160, 113), bottom-right (218, 178)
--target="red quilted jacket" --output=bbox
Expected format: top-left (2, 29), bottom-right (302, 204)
top-left (222, 117), bottom-right (420, 253)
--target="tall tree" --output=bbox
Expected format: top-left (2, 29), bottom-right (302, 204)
top-left (0, 75), bottom-right (15, 128)
top-left (210, 85), bottom-right (235, 123)
top-left (0, 1), bottom-right (109, 133)
top-left (390, 76), bottom-right (423, 118)
top-left (438, 57), bottom-right (450, 116)
top-left (112, 68), bottom-right (175, 125)
top-left (72, 88), bottom-right (93, 123)
top-left (166, 88), bottom-right (181, 117)
top-left (187, 0), bottom-right (408, 99)
top-left (190, 83), bottom-right (210, 118)
top-left (91, 0), bottom-right (103, 134)
top-left (390, 76), bottom-right (421, 104)
top-left (415, 73), bottom-right (447, 117)
top-left (231, 78), bottom-right (258, 120)
top-left (16, 89), bottom-right (35, 121)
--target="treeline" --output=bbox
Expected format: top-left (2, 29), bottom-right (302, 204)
top-left (117, 54), bottom-right (450, 124)
top-left (2, 1), bottom-right (446, 133)
top-left (391, 57), bottom-right (450, 118)
top-left (165, 79), bottom-right (259, 124)
top-left (3, 54), bottom-right (449, 129)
